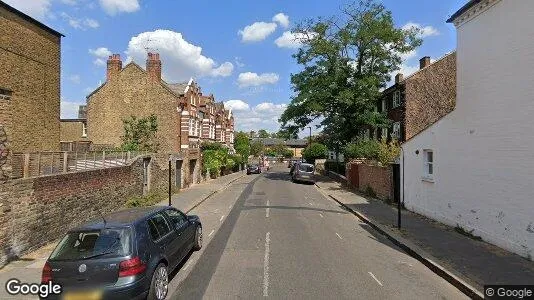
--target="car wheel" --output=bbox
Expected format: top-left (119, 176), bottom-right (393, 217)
top-left (148, 263), bottom-right (168, 300)
top-left (193, 226), bottom-right (202, 250)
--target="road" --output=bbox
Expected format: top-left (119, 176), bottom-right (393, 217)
top-left (168, 164), bottom-right (468, 299)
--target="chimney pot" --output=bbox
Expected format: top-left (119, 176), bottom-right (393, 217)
top-left (395, 73), bottom-right (404, 84)
top-left (106, 53), bottom-right (122, 81)
top-left (419, 56), bottom-right (431, 69)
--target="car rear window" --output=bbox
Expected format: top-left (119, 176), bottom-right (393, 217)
top-left (49, 228), bottom-right (132, 261)
top-left (299, 164), bottom-right (314, 172)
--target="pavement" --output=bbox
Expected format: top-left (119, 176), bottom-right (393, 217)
top-left (171, 165), bottom-right (467, 299)
top-left (314, 174), bottom-right (534, 297)
top-left (0, 171), bottom-right (245, 300)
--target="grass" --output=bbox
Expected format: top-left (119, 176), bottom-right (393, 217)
top-left (125, 192), bottom-right (166, 207)
top-left (454, 224), bottom-right (482, 241)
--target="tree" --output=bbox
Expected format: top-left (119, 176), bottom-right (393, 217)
top-left (279, 0), bottom-right (421, 147)
top-left (121, 115), bottom-right (159, 152)
top-left (250, 140), bottom-right (265, 157)
top-left (271, 143), bottom-right (288, 156)
top-left (275, 128), bottom-right (298, 140)
top-left (200, 141), bottom-right (224, 151)
top-left (234, 132), bottom-right (251, 162)
top-left (257, 129), bottom-right (270, 138)
top-left (302, 143), bottom-right (328, 163)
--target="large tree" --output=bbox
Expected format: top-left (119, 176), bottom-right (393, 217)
top-left (279, 0), bottom-right (421, 147)
top-left (257, 129), bottom-right (270, 138)
top-left (250, 140), bottom-right (265, 157)
top-left (234, 131), bottom-right (251, 161)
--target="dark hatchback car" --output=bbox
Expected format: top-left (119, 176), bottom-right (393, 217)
top-left (41, 206), bottom-right (202, 300)
top-left (246, 164), bottom-right (261, 175)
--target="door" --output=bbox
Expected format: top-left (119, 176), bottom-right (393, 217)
top-left (175, 160), bottom-right (183, 190)
top-left (164, 208), bottom-right (194, 259)
top-left (392, 163), bottom-right (400, 203)
top-left (147, 213), bottom-right (179, 268)
top-left (189, 159), bottom-right (197, 185)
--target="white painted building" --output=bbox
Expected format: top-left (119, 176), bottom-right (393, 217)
top-left (400, 0), bottom-right (534, 259)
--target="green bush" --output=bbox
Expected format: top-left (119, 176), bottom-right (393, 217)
top-left (302, 143), bottom-right (328, 163)
top-left (344, 140), bottom-right (380, 160)
top-left (365, 185), bottom-right (376, 198)
top-left (201, 142), bottom-right (224, 151)
top-left (377, 139), bottom-right (400, 165)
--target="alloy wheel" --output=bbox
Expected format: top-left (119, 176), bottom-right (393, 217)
top-left (155, 266), bottom-right (168, 300)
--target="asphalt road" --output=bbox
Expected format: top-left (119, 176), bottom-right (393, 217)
top-left (169, 164), bottom-right (468, 299)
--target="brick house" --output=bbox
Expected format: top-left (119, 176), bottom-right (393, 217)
top-left (199, 93), bottom-right (216, 142)
top-left (213, 104), bottom-right (235, 149)
top-left (59, 106), bottom-right (90, 151)
top-left (0, 1), bottom-right (63, 155)
top-left (372, 53), bottom-right (456, 142)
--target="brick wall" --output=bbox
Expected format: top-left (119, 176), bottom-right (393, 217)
top-left (0, 6), bottom-right (61, 152)
top-left (0, 154), bottom-right (178, 266)
top-left (60, 120), bottom-right (88, 142)
top-left (349, 162), bottom-right (392, 200)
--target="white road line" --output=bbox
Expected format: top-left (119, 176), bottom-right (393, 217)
top-left (368, 272), bottom-right (383, 286)
top-left (335, 233), bottom-right (343, 240)
top-left (220, 215), bottom-right (225, 222)
top-left (208, 229), bottom-right (215, 237)
top-left (263, 232), bottom-right (271, 297)
top-left (183, 262), bottom-right (191, 271)
top-left (319, 213), bottom-right (324, 218)
top-left (266, 200), bottom-right (270, 218)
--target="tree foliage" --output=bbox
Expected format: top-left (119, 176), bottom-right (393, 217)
top-left (343, 139), bottom-right (380, 160)
top-left (234, 131), bottom-right (251, 161)
top-left (302, 143), bottom-right (328, 163)
top-left (377, 138), bottom-right (400, 165)
top-left (257, 129), bottom-right (270, 138)
top-left (279, 0), bottom-right (421, 146)
top-left (121, 115), bottom-right (159, 152)
top-left (250, 140), bottom-right (265, 157)
top-left (200, 142), bottom-right (224, 151)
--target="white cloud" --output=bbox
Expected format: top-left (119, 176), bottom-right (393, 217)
top-left (99, 0), bottom-right (139, 15)
top-left (225, 101), bottom-right (288, 132)
top-left (234, 57), bottom-right (245, 68)
top-left (89, 47), bottom-right (112, 66)
top-left (68, 74), bottom-right (81, 84)
top-left (402, 22), bottom-right (439, 38)
top-left (61, 12), bottom-right (100, 30)
top-left (272, 13), bottom-right (289, 28)
top-left (238, 21), bottom-right (277, 42)
top-left (3, 0), bottom-right (52, 20)
top-left (237, 72), bottom-right (279, 88)
top-left (274, 31), bottom-right (316, 49)
top-left (400, 49), bottom-right (417, 61)
top-left (60, 100), bottom-right (84, 119)
top-left (224, 100), bottom-right (250, 111)
top-left (125, 30), bottom-right (234, 82)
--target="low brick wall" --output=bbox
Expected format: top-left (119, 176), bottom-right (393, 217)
top-left (357, 163), bottom-right (392, 200)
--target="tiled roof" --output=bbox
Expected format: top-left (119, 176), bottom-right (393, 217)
top-left (165, 82), bottom-right (189, 95)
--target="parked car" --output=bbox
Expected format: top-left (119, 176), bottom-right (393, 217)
top-left (41, 206), bottom-right (202, 300)
top-left (292, 163), bottom-right (316, 183)
top-left (246, 164), bottom-right (261, 175)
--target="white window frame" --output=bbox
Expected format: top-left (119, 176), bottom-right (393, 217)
top-left (189, 119), bottom-right (193, 135)
top-left (82, 122), bottom-right (87, 137)
top-left (423, 149), bottom-right (434, 181)
top-left (392, 122), bottom-right (401, 140)
top-left (381, 127), bottom-right (388, 140)
top-left (381, 99), bottom-right (386, 112)
top-left (393, 91), bottom-right (401, 108)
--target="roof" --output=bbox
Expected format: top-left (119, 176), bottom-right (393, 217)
top-left (286, 139), bottom-right (308, 147)
top-left (447, 0), bottom-right (481, 23)
top-left (0, 1), bottom-right (64, 37)
top-left (70, 206), bottom-right (170, 231)
top-left (166, 82), bottom-right (189, 95)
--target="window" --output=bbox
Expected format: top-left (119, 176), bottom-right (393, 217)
top-left (381, 127), bottom-right (388, 140)
top-left (423, 149), bottom-right (434, 181)
top-left (381, 99), bottom-right (386, 112)
top-left (190, 95), bottom-right (193, 105)
top-left (393, 91), bottom-right (401, 108)
top-left (165, 209), bottom-right (187, 227)
top-left (189, 119), bottom-right (193, 135)
top-left (392, 122), bottom-right (401, 140)
top-left (147, 213), bottom-right (171, 241)
top-left (82, 122), bottom-right (87, 137)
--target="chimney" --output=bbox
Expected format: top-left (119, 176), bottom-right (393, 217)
top-left (419, 56), bottom-right (431, 69)
top-left (106, 54), bottom-right (122, 81)
top-left (146, 52), bottom-right (162, 82)
top-left (395, 73), bottom-right (404, 84)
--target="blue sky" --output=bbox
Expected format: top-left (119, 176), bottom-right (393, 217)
top-left (4, 0), bottom-right (465, 134)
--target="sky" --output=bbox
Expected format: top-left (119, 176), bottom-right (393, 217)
top-left (4, 0), bottom-right (466, 136)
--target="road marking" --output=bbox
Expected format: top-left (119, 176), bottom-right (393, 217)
top-left (183, 262), bottom-right (191, 271)
top-left (208, 229), bottom-right (215, 237)
top-left (266, 200), bottom-right (270, 218)
top-left (263, 232), bottom-right (271, 297)
top-left (319, 213), bottom-right (324, 218)
top-left (220, 215), bottom-right (225, 222)
top-left (368, 272), bottom-right (383, 286)
top-left (335, 232), bottom-right (343, 240)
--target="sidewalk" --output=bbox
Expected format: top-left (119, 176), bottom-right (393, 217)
top-left (315, 175), bottom-right (534, 297)
top-left (0, 171), bottom-right (245, 299)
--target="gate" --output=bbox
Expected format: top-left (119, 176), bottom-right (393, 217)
top-left (392, 163), bottom-right (400, 203)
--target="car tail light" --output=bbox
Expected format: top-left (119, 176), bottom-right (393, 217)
top-left (119, 257), bottom-right (147, 277)
top-left (42, 262), bottom-right (52, 283)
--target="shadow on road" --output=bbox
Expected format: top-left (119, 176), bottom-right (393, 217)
top-left (242, 205), bottom-right (349, 215)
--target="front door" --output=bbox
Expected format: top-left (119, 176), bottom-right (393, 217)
top-left (175, 160), bottom-right (183, 190)
top-left (392, 163), bottom-right (400, 204)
